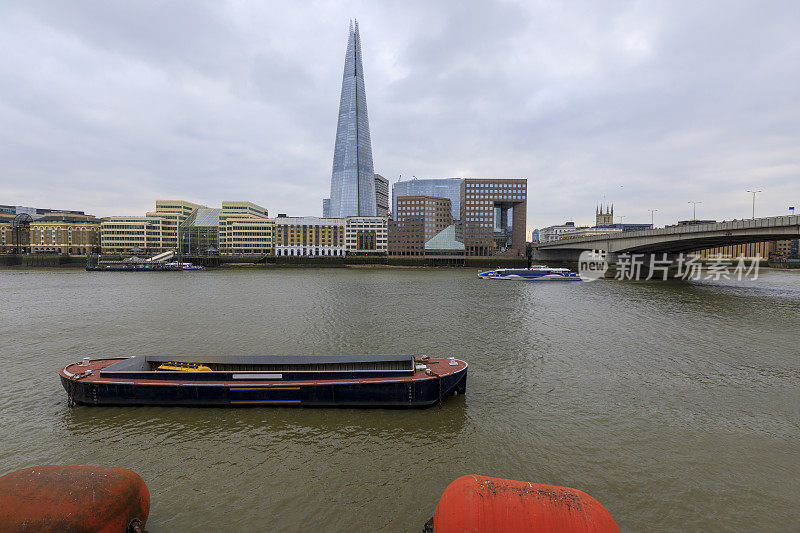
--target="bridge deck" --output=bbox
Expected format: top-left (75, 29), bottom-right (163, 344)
top-left (536, 215), bottom-right (800, 254)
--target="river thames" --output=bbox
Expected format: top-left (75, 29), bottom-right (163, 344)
top-left (0, 268), bottom-right (798, 531)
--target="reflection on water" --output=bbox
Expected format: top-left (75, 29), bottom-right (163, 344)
top-left (1, 268), bottom-right (799, 531)
top-left (59, 399), bottom-right (470, 445)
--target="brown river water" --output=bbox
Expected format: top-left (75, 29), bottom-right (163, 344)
top-left (0, 267), bottom-right (798, 531)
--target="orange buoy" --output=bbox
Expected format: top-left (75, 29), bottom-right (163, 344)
top-left (0, 465), bottom-right (150, 533)
top-left (431, 474), bottom-right (620, 533)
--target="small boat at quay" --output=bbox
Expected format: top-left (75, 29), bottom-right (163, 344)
top-left (478, 266), bottom-right (580, 281)
top-left (60, 355), bottom-right (468, 408)
top-left (86, 258), bottom-right (203, 271)
top-left (86, 260), bottom-right (182, 272)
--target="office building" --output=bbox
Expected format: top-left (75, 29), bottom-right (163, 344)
top-left (101, 200), bottom-right (204, 255)
top-left (101, 199), bottom-right (273, 256)
top-left (275, 216), bottom-right (345, 256)
top-left (150, 200), bottom-right (205, 250)
top-left (328, 21), bottom-right (376, 218)
top-left (374, 174), bottom-right (389, 217)
top-left (322, 198), bottom-right (331, 218)
top-left (388, 196), bottom-right (453, 256)
top-left (392, 178), bottom-right (463, 220)
top-left (461, 178), bottom-right (527, 256)
top-left (100, 215), bottom-right (164, 255)
top-left (218, 202), bottom-right (274, 256)
top-left (179, 208), bottom-right (222, 255)
top-left (345, 216), bottom-right (388, 255)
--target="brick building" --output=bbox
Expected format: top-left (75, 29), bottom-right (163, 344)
top-left (388, 196), bottom-right (453, 256)
top-left (461, 178), bottom-right (527, 256)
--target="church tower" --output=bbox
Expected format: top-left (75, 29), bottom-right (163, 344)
top-left (596, 204), bottom-right (614, 226)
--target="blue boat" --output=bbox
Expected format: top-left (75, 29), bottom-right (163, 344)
top-left (165, 262), bottom-right (205, 271)
top-left (60, 355), bottom-right (467, 408)
top-left (478, 266), bottom-right (580, 281)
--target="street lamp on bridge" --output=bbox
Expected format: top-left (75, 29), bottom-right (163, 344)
top-left (648, 209), bottom-right (658, 228)
top-left (747, 190), bottom-right (762, 219)
top-left (688, 201), bottom-right (702, 221)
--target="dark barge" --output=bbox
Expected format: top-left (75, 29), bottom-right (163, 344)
top-left (85, 261), bottom-right (182, 272)
top-left (60, 355), bottom-right (468, 408)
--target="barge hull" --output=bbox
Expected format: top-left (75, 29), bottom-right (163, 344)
top-left (60, 363), bottom-right (467, 408)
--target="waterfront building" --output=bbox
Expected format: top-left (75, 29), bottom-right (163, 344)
top-left (461, 178), bottom-right (527, 256)
top-left (150, 200), bottom-right (205, 251)
top-left (101, 215), bottom-right (165, 255)
top-left (392, 178), bottom-right (463, 220)
top-left (424, 223), bottom-right (465, 262)
top-left (275, 216), bottom-right (345, 256)
top-left (696, 242), bottom-right (775, 259)
top-left (218, 202), bottom-right (274, 256)
top-left (0, 211), bottom-right (99, 254)
top-left (328, 21), bottom-right (376, 218)
top-left (345, 216), bottom-right (388, 255)
top-left (0, 213), bottom-right (31, 253)
top-left (774, 239), bottom-right (800, 259)
top-left (388, 196), bottom-right (453, 256)
top-left (374, 174), bottom-right (389, 217)
top-left (100, 199), bottom-right (204, 255)
top-left (179, 208), bottom-right (222, 255)
top-left (531, 229), bottom-right (540, 243)
top-left (100, 200), bottom-right (275, 257)
top-left (695, 239), bottom-right (798, 260)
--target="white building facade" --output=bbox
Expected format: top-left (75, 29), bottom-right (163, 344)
top-left (345, 216), bottom-right (388, 256)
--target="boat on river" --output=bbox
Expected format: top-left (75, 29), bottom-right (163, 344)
top-left (164, 261), bottom-right (205, 271)
top-left (60, 354), bottom-right (467, 408)
top-left (86, 258), bottom-right (183, 271)
top-left (478, 266), bottom-right (580, 281)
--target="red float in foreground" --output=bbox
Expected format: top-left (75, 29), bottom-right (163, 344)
top-left (432, 475), bottom-right (620, 533)
top-left (0, 465), bottom-right (150, 533)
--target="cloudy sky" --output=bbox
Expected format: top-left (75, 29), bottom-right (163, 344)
top-left (1, 1), bottom-right (798, 232)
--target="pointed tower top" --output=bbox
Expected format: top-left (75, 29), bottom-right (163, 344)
top-left (328, 20), bottom-right (376, 218)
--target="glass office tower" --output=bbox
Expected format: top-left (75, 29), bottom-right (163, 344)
top-left (328, 20), bottom-right (377, 218)
top-left (392, 178), bottom-right (464, 220)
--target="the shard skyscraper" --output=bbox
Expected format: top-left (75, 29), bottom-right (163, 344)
top-left (327, 20), bottom-right (376, 218)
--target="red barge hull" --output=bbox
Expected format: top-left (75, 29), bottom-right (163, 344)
top-left (59, 356), bottom-right (467, 408)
